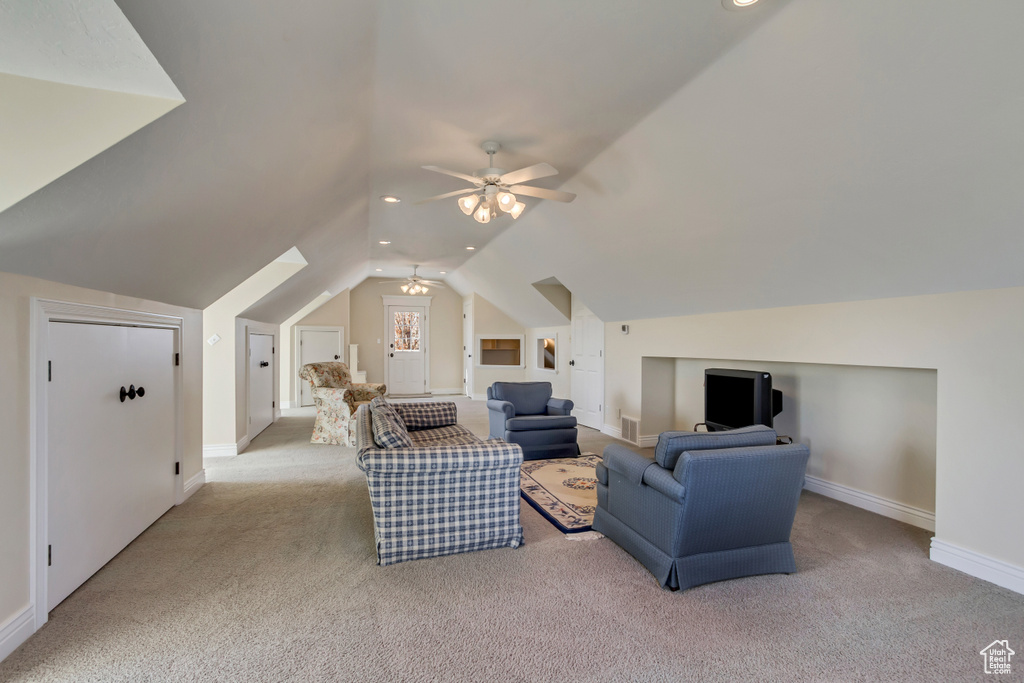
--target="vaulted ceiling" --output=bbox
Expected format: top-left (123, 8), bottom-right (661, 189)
top-left (3, 1), bottom-right (1023, 328)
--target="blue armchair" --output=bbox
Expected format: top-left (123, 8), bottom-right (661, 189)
top-left (593, 425), bottom-right (810, 591)
top-left (487, 381), bottom-right (579, 460)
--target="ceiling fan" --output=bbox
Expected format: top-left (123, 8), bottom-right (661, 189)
top-left (417, 141), bottom-right (576, 223)
top-left (381, 265), bottom-right (446, 294)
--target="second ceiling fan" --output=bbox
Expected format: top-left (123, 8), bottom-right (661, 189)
top-left (417, 141), bottom-right (576, 223)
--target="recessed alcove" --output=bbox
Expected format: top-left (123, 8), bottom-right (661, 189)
top-left (640, 357), bottom-right (938, 527)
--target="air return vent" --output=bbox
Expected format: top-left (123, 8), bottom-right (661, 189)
top-left (620, 416), bottom-right (639, 445)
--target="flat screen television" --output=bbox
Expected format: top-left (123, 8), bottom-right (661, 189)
top-left (704, 368), bottom-right (783, 432)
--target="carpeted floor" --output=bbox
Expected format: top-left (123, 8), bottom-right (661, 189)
top-left (2, 396), bottom-right (1022, 682)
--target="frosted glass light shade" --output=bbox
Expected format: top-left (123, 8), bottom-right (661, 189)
top-left (474, 203), bottom-right (491, 223)
top-left (496, 191), bottom-right (517, 212)
top-left (459, 194), bottom-right (481, 215)
top-left (509, 201), bottom-right (526, 219)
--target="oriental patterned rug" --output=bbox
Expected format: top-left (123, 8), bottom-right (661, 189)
top-left (520, 454), bottom-right (602, 534)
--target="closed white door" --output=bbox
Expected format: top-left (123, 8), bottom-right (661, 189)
top-left (47, 322), bottom-right (176, 610)
top-left (571, 302), bottom-right (605, 430)
top-left (299, 328), bottom-right (343, 407)
top-left (249, 333), bottom-right (274, 438)
top-left (388, 305), bottom-right (426, 395)
top-left (462, 300), bottom-right (473, 397)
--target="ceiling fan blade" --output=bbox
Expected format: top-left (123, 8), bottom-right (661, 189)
top-left (422, 165), bottom-right (484, 186)
top-left (499, 162), bottom-right (558, 186)
top-left (413, 187), bottom-right (480, 204)
top-left (509, 184), bottom-right (577, 203)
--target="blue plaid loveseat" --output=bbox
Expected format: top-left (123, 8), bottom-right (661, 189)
top-left (355, 401), bottom-right (525, 566)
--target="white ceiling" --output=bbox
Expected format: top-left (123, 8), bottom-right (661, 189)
top-left (3, 0), bottom-right (1022, 329)
top-left (0, 0), bottom-right (784, 323)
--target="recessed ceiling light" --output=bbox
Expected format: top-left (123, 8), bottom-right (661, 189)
top-left (466, 246), bottom-right (475, 250)
top-left (379, 240), bottom-right (391, 245)
top-left (375, 268), bottom-right (382, 272)
top-left (380, 195), bottom-right (401, 203)
top-left (722, 0), bottom-right (758, 8)
top-left (440, 271), bottom-right (447, 274)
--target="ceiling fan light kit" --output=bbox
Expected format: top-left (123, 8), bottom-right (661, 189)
top-left (383, 265), bottom-right (445, 295)
top-left (418, 141), bottom-right (577, 224)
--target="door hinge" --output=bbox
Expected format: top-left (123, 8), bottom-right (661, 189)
top-left (48, 545), bottom-right (52, 567)
top-left (272, 401), bottom-right (275, 408)
top-left (175, 352), bottom-right (180, 366)
top-left (272, 346), bottom-right (275, 354)
top-left (175, 461), bottom-right (180, 475)
top-left (48, 360), bottom-right (52, 382)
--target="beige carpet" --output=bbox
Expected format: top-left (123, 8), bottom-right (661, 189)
top-left (2, 397), bottom-right (1023, 682)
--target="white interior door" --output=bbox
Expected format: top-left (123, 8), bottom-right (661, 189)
top-left (388, 305), bottom-right (426, 395)
top-left (47, 322), bottom-right (175, 610)
top-left (249, 333), bottom-right (274, 438)
top-left (299, 327), bottom-right (343, 407)
top-left (571, 302), bottom-right (605, 430)
top-left (463, 300), bottom-right (473, 397)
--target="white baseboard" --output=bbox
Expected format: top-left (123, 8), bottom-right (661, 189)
top-left (0, 606), bottom-right (34, 663)
top-left (203, 443), bottom-right (237, 458)
top-left (274, 408), bottom-right (281, 420)
top-left (236, 435), bottom-right (250, 454)
top-left (638, 435), bottom-right (659, 448)
top-left (803, 474), bottom-right (935, 531)
top-left (430, 388), bottom-right (464, 396)
top-left (931, 538), bottom-right (1024, 596)
top-left (182, 469), bottom-right (205, 501)
top-left (601, 425), bottom-right (621, 440)
top-left (281, 401), bottom-right (298, 409)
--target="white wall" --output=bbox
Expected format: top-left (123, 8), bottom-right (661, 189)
top-left (604, 286), bottom-right (1024, 576)
top-left (0, 270), bottom-right (202, 652)
top-left (471, 293), bottom-right (526, 397)
top-left (671, 358), bottom-right (937, 516)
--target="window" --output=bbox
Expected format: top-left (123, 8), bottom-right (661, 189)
top-left (537, 337), bottom-right (556, 371)
top-left (477, 336), bottom-right (524, 367)
top-left (393, 312), bottom-right (420, 351)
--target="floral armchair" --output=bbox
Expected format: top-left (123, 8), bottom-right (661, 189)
top-left (298, 362), bottom-right (386, 446)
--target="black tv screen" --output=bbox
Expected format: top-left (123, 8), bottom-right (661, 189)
top-left (704, 368), bottom-right (782, 431)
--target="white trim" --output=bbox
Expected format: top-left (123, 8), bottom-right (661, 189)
top-left (30, 299), bottom-right (185, 636)
top-left (638, 435), bottom-right (659, 448)
top-left (429, 388), bottom-right (464, 395)
top-left (803, 474), bottom-right (935, 531)
top-left (236, 434), bottom-right (251, 455)
top-left (281, 401), bottom-right (299, 409)
top-left (930, 538), bottom-right (1024, 596)
top-left (0, 607), bottom-right (34, 662)
top-left (203, 444), bottom-right (237, 458)
top-left (600, 425), bottom-right (658, 448)
top-left (181, 470), bottom-right (206, 502)
top-left (601, 425), bottom-right (621, 439)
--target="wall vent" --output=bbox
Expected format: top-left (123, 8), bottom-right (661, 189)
top-left (620, 416), bottom-right (640, 445)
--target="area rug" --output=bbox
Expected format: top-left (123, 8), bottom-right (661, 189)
top-left (520, 454), bottom-right (602, 533)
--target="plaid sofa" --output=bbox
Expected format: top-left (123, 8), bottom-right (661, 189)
top-left (355, 401), bottom-right (525, 566)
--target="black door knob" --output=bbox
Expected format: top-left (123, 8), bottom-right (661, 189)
top-left (390, 353), bottom-right (394, 357)
top-left (120, 386), bottom-right (128, 402)
top-left (260, 361), bottom-right (269, 368)
top-left (136, 386), bottom-right (145, 398)
top-left (569, 359), bottom-right (575, 366)
top-left (334, 354), bottom-right (340, 360)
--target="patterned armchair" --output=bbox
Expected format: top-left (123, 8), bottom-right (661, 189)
top-left (298, 362), bottom-right (386, 446)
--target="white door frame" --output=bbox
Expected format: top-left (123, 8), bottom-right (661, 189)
top-left (463, 299), bottom-right (474, 398)
top-left (294, 325), bottom-right (344, 407)
top-left (382, 295), bottom-right (431, 395)
top-left (246, 322), bottom-right (278, 442)
top-left (29, 299), bottom-right (184, 635)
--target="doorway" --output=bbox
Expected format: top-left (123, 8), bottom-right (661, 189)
top-left (248, 332), bottom-right (274, 439)
top-left (297, 326), bottom-right (343, 407)
top-left (571, 300), bottom-right (605, 430)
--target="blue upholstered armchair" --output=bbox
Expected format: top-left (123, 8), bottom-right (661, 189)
top-left (487, 381), bottom-right (579, 460)
top-left (593, 425), bottom-right (810, 591)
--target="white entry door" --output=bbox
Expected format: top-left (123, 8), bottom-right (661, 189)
top-left (463, 300), bottom-right (473, 397)
top-left (47, 322), bottom-right (176, 610)
top-left (298, 327), bottom-right (343, 407)
top-left (571, 301), bottom-right (605, 430)
top-left (388, 304), bottom-right (426, 395)
top-left (249, 333), bottom-right (274, 438)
